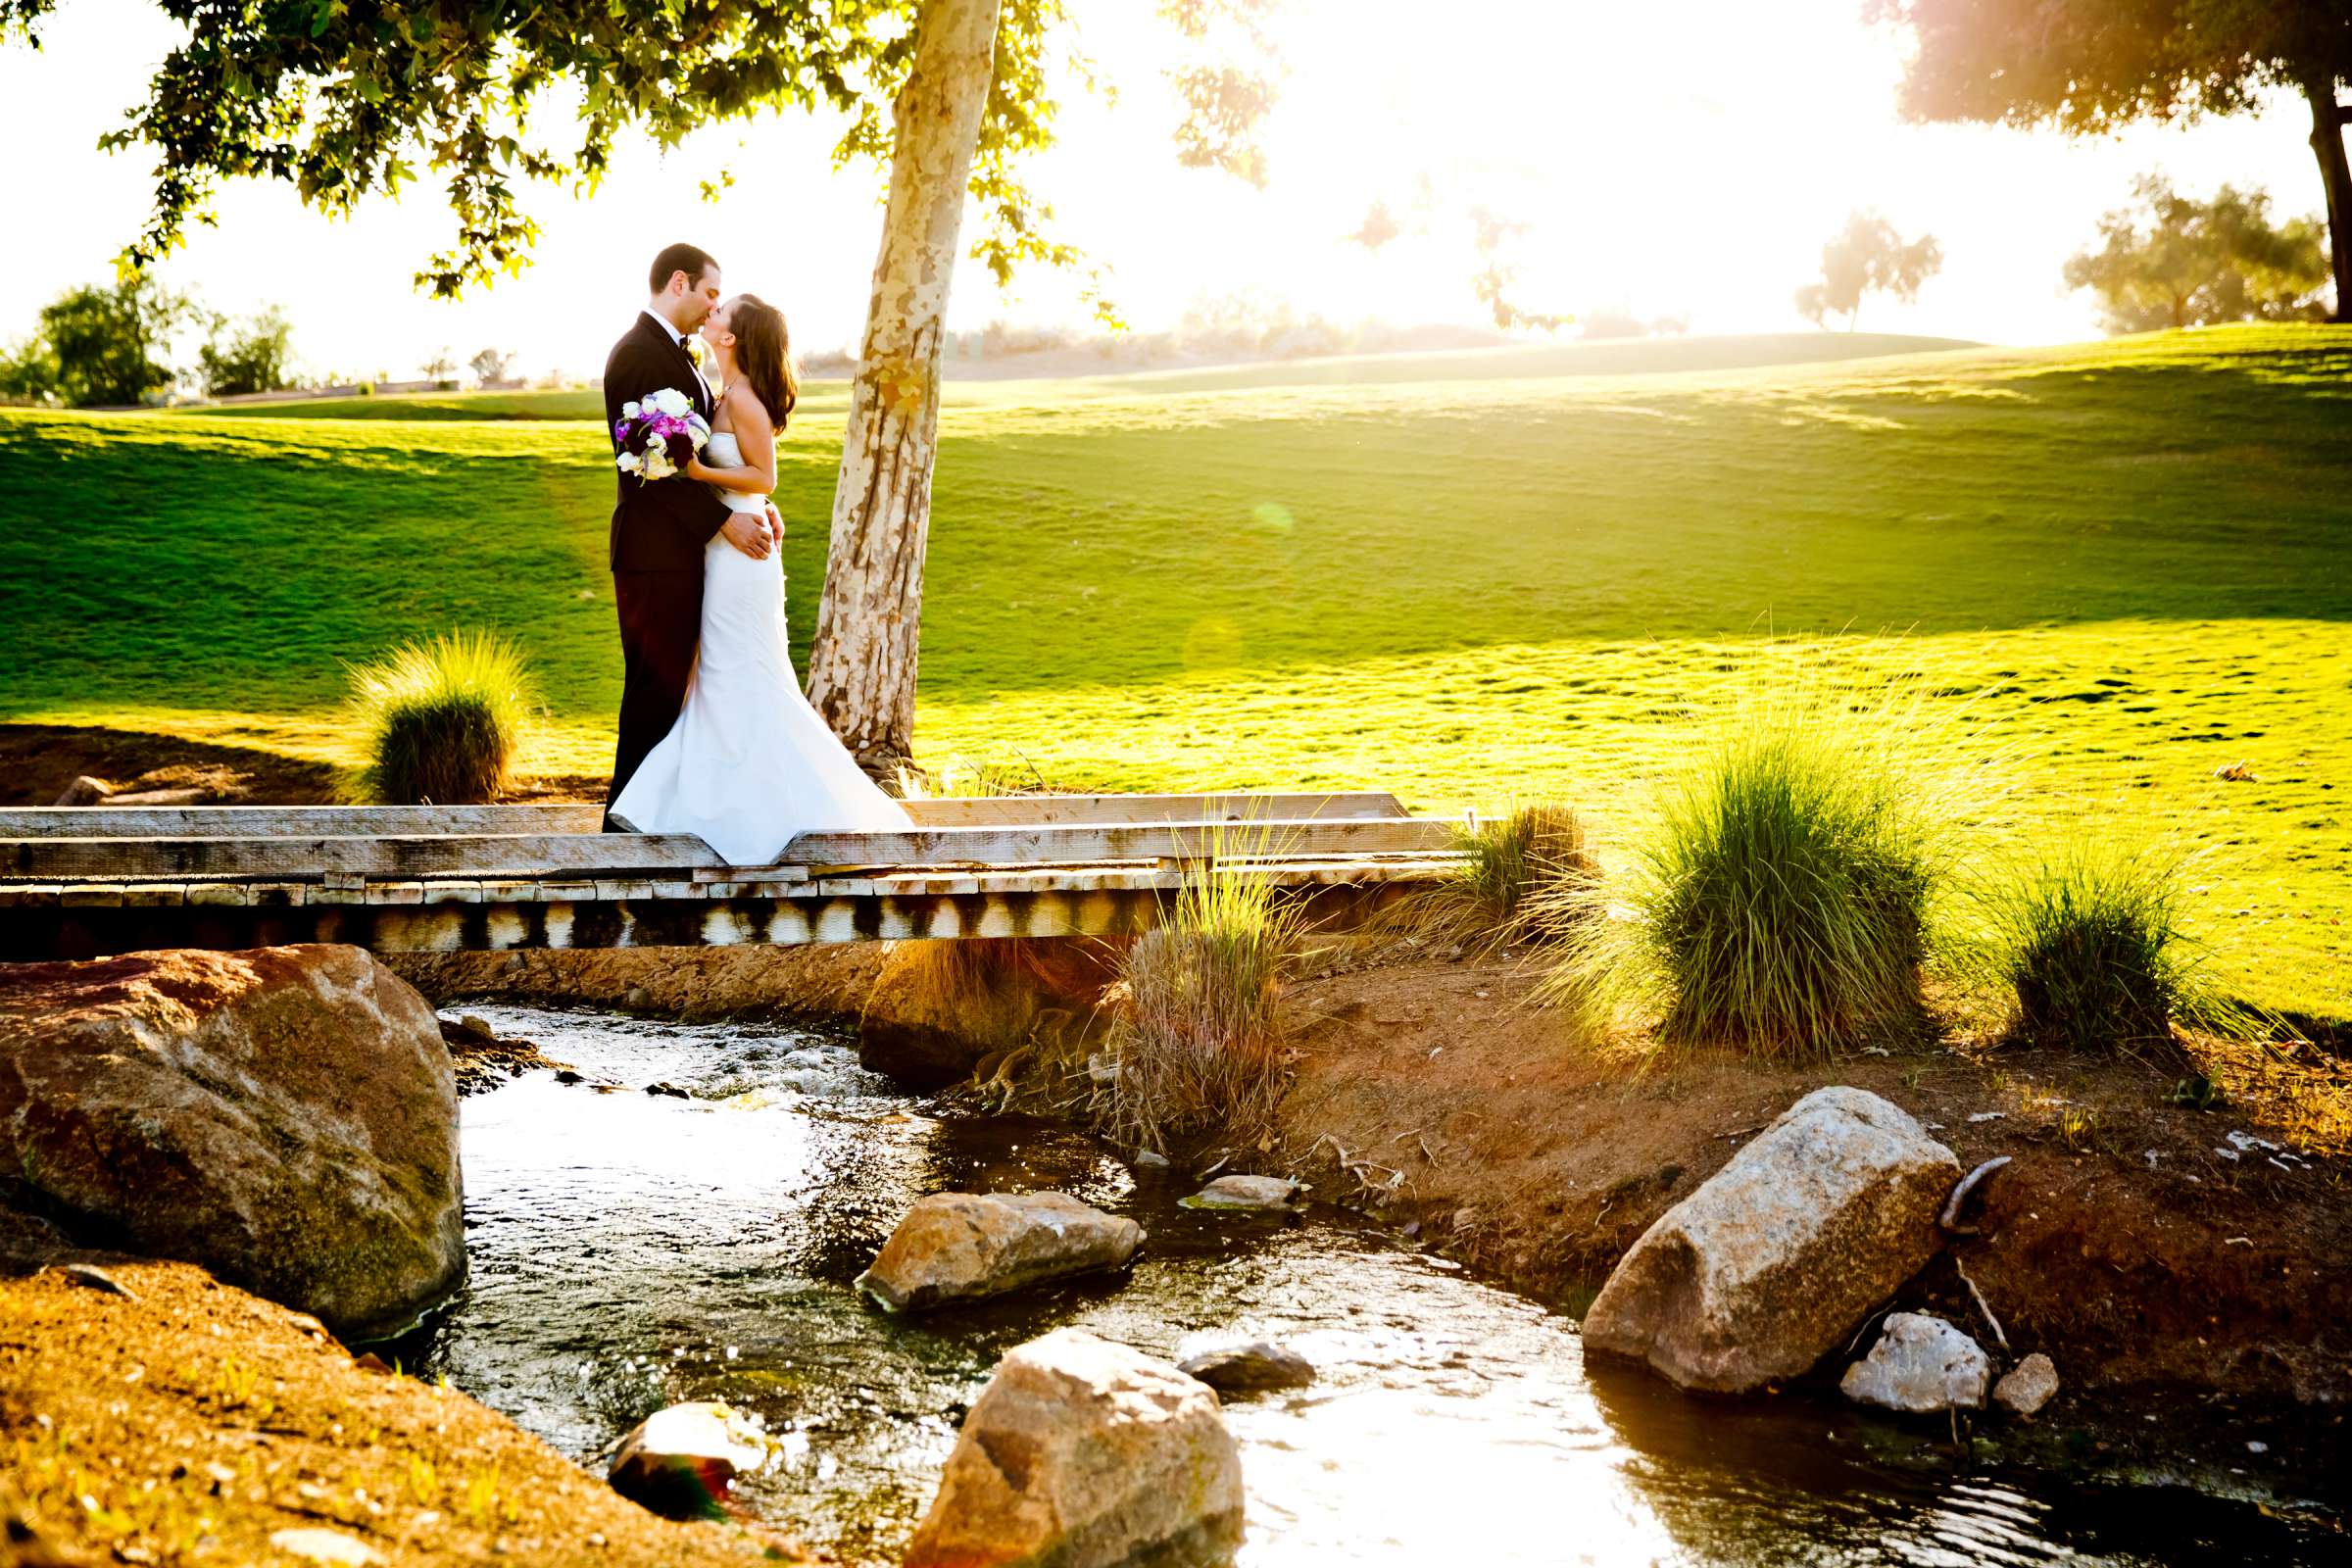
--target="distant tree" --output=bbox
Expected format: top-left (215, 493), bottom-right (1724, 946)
top-left (197, 305), bottom-right (295, 397)
top-left (468, 348), bottom-right (516, 389)
top-left (420, 349), bottom-right (458, 389)
top-left (1577, 306), bottom-right (1647, 340)
top-left (1794, 211), bottom-right (1942, 330)
top-left (1870, 0), bottom-right (2350, 321)
top-left (2063, 174), bottom-right (2332, 333)
top-left (0, 335), bottom-right (61, 404)
top-left (1348, 200), bottom-right (1402, 252)
top-left (12, 279), bottom-right (190, 407)
top-left (1469, 206), bottom-right (1570, 333)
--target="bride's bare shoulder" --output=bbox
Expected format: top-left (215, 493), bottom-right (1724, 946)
top-left (724, 381), bottom-right (775, 432)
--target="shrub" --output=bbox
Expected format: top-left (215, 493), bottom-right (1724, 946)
top-left (1977, 836), bottom-right (2210, 1055)
top-left (1103, 836), bottom-right (1304, 1153)
top-left (1412, 801), bottom-right (1596, 953)
top-left (346, 631), bottom-right (534, 804)
top-left (1542, 707), bottom-right (1940, 1062)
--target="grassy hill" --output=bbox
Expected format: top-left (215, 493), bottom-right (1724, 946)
top-left (3, 324), bottom-right (2347, 1012)
top-left (164, 332), bottom-right (1976, 420)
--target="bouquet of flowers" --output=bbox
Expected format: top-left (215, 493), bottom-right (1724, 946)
top-left (613, 388), bottom-right (710, 483)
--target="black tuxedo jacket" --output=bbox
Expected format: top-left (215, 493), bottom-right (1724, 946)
top-left (604, 313), bottom-right (728, 572)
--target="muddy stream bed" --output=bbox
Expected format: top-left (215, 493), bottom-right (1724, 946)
top-left (394, 1007), bottom-right (2338, 1565)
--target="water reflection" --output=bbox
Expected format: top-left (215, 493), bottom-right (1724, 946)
top-left (408, 1007), bottom-right (2330, 1567)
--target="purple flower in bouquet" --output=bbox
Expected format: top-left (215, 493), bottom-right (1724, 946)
top-left (613, 388), bottom-right (711, 483)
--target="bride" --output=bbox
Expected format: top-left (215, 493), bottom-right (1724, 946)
top-left (609, 293), bottom-right (911, 863)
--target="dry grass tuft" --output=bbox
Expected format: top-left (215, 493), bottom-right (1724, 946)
top-left (1407, 801), bottom-right (1597, 955)
top-left (1102, 830), bottom-right (1305, 1154)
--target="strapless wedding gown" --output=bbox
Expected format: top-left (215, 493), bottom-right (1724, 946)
top-left (609, 431), bottom-right (910, 863)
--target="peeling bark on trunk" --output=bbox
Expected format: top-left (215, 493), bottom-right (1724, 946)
top-left (806, 0), bottom-right (1003, 775)
top-left (2310, 77), bottom-right (2352, 324)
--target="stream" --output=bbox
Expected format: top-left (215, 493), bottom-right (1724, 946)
top-left (401, 1006), bottom-right (2336, 1566)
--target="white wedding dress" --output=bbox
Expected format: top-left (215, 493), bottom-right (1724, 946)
top-left (610, 432), bottom-right (911, 863)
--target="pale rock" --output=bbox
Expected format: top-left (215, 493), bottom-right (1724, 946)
top-left (607, 1400), bottom-right (769, 1517)
top-left (1184, 1174), bottom-right (1301, 1210)
top-left (268, 1528), bottom-right (385, 1566)
top-left (857, 1191), bottom-right (1143, 1311)
top-left (1992, 1352), bottom-right (2060, 1417)
top-left (904, 1329), bottom-right (1244, 1568)
top-left (0, 946), bottom-right (465, 1341)
top-left (1177, 1334), bottom-right (1315, 1393)
top-left (53, 775), bottom-right (110, 807)
top-left (1840, 1313), bottom-right (1992, 1413)
top-left (1582, 1087), bottom-right (1961, 1393)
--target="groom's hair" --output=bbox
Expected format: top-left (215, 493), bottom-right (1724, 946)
top-left (649, 242), bottom-right (718, 294)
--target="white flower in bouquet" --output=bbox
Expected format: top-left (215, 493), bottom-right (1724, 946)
top-left (648, 387), bottom-right (692, 417)
top-left (620, 400), bottom-right (641, 420)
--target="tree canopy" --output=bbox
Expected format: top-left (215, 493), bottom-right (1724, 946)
top-left (1869, 0), bottom-right (2348, 130)
top-left (0, 0), bottom-right (1278, 302)
top-left (1794, 211), bottom-right (1942, 330)
top-left (1870, 0), bottom-right (2351, 318)
top-left (2064, 174), bottom-right (2332, 333)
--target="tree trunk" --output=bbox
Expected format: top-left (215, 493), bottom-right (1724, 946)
top-left (2309, 76), bottom-right (2352, 324)
top-left (805, 0), bottom-right (1003, 776)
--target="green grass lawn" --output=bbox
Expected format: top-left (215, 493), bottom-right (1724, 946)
top-left (3, 325), bottom-right (2347, 1015)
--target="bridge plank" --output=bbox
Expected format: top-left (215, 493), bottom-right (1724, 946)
top-left (0, 805), bottom-right (607, 839)
top-left (0, 791), bottom-right (1409, 841)
top-left (895, 791), bottom-right (1410, 826)
top-left (1, 833), bottom-right (728, 881)
top-left (778, 816), bottom-right (1452, 867)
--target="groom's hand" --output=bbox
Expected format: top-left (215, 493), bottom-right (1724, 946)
top-left (720, 512), bottom-right (773, 561)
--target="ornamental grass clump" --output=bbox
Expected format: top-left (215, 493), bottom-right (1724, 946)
top-left (1541, 706), bottom-right (1945, 1063)
top-left (1413, 801), bottom-right (1597, 954)
top-left (347, 631), bottom-right (534, 805)
top-left (1977, 836), bottom-right (2215, 1057)
top-left (1104, 833), bottom-right (1305, 1154)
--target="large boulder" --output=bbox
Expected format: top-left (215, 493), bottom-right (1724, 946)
top-left (904, 1329), bottom-right (1245, 1568)
top-left (1839, 1313), bottom-right (1992, 1413)
top-left (0, 946), bottom-right (465, 1341)
top-left (1581, 1087), bottom-right (1960, 1394)
top-left (857, 1191), bottom-right (1142, 1312)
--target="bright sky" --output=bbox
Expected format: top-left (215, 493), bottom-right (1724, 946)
top-left (0, 0), bottom-right (2326, 379)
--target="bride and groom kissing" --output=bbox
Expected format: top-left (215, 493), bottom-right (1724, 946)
top-left (601, 241), bottom-right (909, 862)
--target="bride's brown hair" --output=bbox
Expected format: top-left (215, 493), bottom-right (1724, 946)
top-left (727, 293), bottom-right (799, 428)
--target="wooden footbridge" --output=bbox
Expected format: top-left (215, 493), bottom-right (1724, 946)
top-left (0, 794), bottom-right (1463, 961)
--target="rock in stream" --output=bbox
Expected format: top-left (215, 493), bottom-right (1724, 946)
top-left (1581, 1087), bottom-right (1961, 1394)
top-left (857, 1191), bottom-right (1143, 1312)
top-left (904, 1328), bottom-right (1245, 1568)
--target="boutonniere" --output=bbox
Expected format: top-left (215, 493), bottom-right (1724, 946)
top-left (686, 335), bottom-right (711, 370)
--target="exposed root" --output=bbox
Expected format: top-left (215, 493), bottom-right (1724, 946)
top-left (1939, 1155), bottom-right (2012, 1236)
top-left (1954, 1256), bottom-right (2011, 1355)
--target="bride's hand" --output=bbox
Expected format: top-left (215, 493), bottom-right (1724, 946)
top-left (683, 455), bottom-right (710, 481)
top-left (763, 501), bottom-right (785, 542)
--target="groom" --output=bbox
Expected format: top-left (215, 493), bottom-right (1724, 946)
top-left (603, 242), bottom-right (778, 825)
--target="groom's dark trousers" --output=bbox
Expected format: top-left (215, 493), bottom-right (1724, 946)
top-left (603, 313), bottom-right (728, 823)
